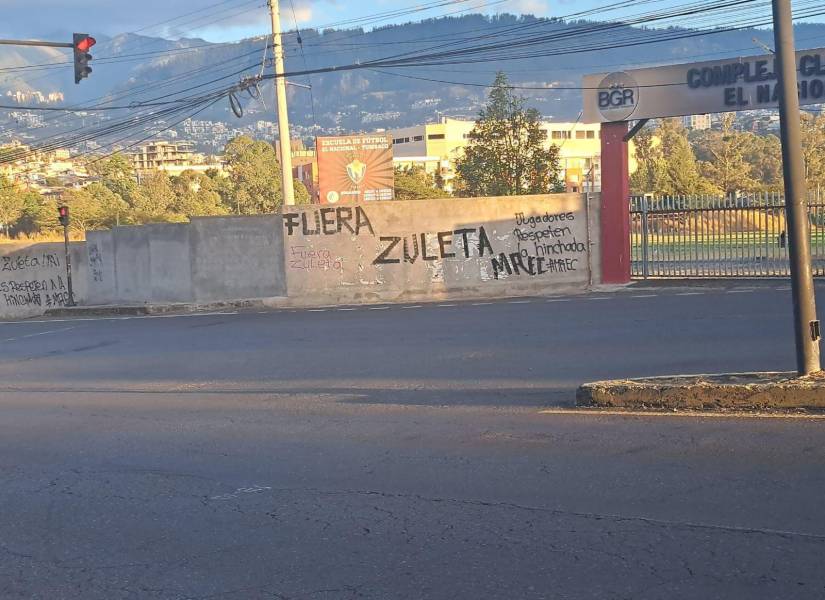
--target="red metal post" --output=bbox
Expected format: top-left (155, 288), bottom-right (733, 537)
top-left (600, 121), bottom-right (631, 284)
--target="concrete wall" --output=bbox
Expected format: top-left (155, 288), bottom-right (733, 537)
top-left (0, 242), bottom-right (88, 320)
top-left (282, 193), bottom-right (600, 304)
top-left (149, 224), bottom-right (193, 303)
top-left (190, 215), bottom-right (285, 303)
top-left (85, 215), bottom-right (286, 306)
top-left (81, 193), bottom-right (600, 310)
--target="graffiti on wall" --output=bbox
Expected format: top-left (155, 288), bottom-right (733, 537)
top-left (0, 251), bottom-right (71, 309)
top-left (282, 203), bottom-right (588, 283)
top-left (494, 211), bottom-right (588, 279)
top-left (289, 246), bottom-right (344, 272)
top-left (88, 243), bottom-right (104, 283)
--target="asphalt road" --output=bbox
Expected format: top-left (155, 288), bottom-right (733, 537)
top-left (1, 281), bottom-right (824, 599)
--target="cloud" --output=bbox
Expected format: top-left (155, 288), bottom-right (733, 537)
top-left (506, 0), bottom-right (552, 17)
top-left (0, 0), bottom-right (271, 40)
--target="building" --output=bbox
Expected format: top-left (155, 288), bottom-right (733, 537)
top-left (128, 141), bottom-right (197, 173)
top-left (388, 117), bottom-right (635, 193)
top-left (683, 114), bottom-right (712, 130)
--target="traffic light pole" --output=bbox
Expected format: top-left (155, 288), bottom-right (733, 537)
top-left (61, 219), bottom-right (75, 308)
top-left (0, 39), bottom-right (74, 48)
top-left (268, 0), bottom-right (296, 206)
top-left (772, 0), bottom-right (821, 375)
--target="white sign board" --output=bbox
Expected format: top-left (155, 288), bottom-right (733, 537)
top-left (583, 47), bottom-right (825, 123)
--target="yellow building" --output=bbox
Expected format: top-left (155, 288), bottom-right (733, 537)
top-left (389, 117), bottom-right (636, 193)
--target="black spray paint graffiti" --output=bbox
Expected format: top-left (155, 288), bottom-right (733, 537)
top-left (1, 277), bottom-right (69, 308)
top-left (88, 243), bottom-right (104, 283)
top-left (493, 211), bottom-right (586, 279)
top-left (283, 206), bottom-right (374, 237)
top-left (1, 253), bottom-right (60, 272)
top-left (373, 227), bottom-right (494, 265)
top-left (492, 252), bottom-right (579, 279)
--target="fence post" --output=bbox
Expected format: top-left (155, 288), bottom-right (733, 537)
top-left (641, 194), bottom-right (650, 279)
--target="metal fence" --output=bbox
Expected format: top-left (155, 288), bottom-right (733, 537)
top-left (630, 192), bottom-right (825, 278)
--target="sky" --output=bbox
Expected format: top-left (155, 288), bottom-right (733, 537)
top-left (3, 0), bottom-right (821, 45)
top-left (0, 0), bottom-right (586, 43)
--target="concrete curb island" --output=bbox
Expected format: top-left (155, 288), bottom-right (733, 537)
top-left (576, 372), bottom-right (825, 411)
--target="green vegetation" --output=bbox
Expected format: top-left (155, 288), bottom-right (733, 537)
top-left (393, 165), bottom-right (448, 201)
top-left (631, 113), bottom-right (825, 196)
top-left (1, 135), bottom-right (311, 238)
top-left (454, 72), bottom-right (562, 197)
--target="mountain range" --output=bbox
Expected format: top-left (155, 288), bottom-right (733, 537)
top-left (2, 14), bottom-right (825, 130)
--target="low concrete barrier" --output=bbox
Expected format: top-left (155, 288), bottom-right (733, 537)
top-left (0, 242), bottom-right (88, 320)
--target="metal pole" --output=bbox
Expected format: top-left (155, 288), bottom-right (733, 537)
top-left (0, 39), bottom-right (73, 48)
top-left (62, 223), bottom-right (75, 307)
top-left (772, 0), bottom-right (821, 374)
top-left (268, 0), bottom-right (296, 207)
top-left (641, 195), bottom-right (650, 279)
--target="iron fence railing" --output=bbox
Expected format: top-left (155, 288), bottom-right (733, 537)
top-left (630, 192), bottom-right (825, 278)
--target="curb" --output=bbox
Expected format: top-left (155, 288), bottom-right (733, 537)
top-left (43, 298), bottom-right (267, 318)
top-left (576, 371), bottom-right (825, 411)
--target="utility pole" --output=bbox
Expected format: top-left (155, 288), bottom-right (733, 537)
top-left (268, 0), bottom-right (295, 206)
top-left (772, 0), bottom-right (821, 375)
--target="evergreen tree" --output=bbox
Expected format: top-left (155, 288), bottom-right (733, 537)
top-left (455, 72), bottom-right (561, 197)
top-left (695, 114), bottom-right (758, 195)
top-left (629, 128), bottom-right (665, 195)
top-left (657, 118), bottom-right (718, 196)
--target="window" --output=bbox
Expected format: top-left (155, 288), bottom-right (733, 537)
top-left (551, 131), bottom-right (571, 140)
top-left (413, 135), bottom-right (424, 142)
top-left (576, 130), bottom-right (587, 139)
top-left (428, 133), bottom-right (445, 140)
top-left (586, 130), bottom-right (596, 139)
top-left (392, 137), bottom-right (411, 144)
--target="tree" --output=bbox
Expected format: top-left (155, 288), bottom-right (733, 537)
top-left (61, 183), bottom-right (128, 231)
top-left (393, 166), bottom-right (447, 201)
top-left (694, 114), bottom-right (758, 195)
top-left (800, 112), bottom-right (825, 192)
top-left (0, 175), bottom-right (25, 235)
top-left (743, 134), bottom-right (783, 193)
top-left (455, 72), bottom-right (561, 197)
top-left (87, 153), bottom-right (137, 203)
top-left (170, 171), bottom-right (230, 218)
top-left (656, 118), bottom-right (718, 196)
top-left (629, 128), bottom-right (665, 195)
top-left (129, 171), bottom-right (181, 223)
top-left (293, 179), bottom-right (312, 205)
top-left (224, 136), bottom-right (285, 213)
top-left (14, 193), bottom-right (60, 235)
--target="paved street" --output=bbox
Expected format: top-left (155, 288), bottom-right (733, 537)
top-left (1, 281), bottom-right (824, 599)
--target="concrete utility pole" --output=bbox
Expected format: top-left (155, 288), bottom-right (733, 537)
top-left (772, 0), bottom-right (821, 374)
top-left (268, 0), bottom-right (295, 206)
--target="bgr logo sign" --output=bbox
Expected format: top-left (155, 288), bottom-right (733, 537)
top-left (596, 72), bottom-right (639, 121)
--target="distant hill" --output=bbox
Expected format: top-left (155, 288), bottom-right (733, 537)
top-left (2, 15), bottom-right (824, 129)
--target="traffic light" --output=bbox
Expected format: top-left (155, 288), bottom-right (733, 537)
top-left (73, 33), bottom-right (96, 84)
top-left (58, 205), bottom-right (70, 227)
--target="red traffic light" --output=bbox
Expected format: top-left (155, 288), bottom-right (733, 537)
top-left (75, 36), bottom-right (96, 52)
top-left (58, 206), bottom-right (69, 218)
